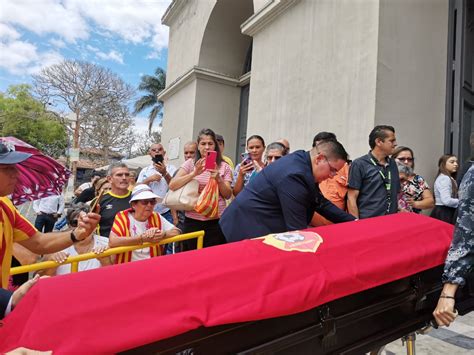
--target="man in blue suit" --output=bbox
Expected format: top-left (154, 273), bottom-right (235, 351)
top-left (1, 275), bottom-right (40, 319)
top-left (220, 140), bottom-right (356, 243)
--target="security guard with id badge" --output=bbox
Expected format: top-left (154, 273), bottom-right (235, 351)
top-left (347, 125), bottom-right (400, 219)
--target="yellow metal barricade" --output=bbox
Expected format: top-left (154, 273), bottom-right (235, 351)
top-left (10, 231), bottom-right (205, 276)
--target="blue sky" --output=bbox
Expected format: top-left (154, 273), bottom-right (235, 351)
top-left (0, 0), bottom-right (171, 134)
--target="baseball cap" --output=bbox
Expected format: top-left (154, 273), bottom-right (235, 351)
top-left (0, 142), bottom-right (31, 164)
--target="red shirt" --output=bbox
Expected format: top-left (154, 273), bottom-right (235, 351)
top-left (0, 197), bottom-right (37, 289)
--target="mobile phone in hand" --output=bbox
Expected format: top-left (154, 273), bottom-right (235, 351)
top-left (152, 154), bottom-right (164, 164)
top-left (205, 151), bottom-right (217, 170)
top-left (90, 188), bottom-right (106, 213)
top-left (241, 152), bottom-right (252, 165)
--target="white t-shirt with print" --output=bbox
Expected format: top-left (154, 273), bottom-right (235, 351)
top-left (129, 213), bottom-right (176, 262)
top-left (56, 235), bottom-right (109, 275)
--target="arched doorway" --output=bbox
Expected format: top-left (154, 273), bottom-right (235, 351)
top-left (197, 0), bottom-right (254, 161)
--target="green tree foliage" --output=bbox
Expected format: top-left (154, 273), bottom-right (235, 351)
top-left (134, 67), bottom-right (166, 132)
top-left (0, 84), bottom-right (68, 158)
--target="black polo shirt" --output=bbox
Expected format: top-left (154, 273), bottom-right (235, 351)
top-left (97, 190), bottom-right (131, 238)
top-left (348, 152), bottom-right (400, 219)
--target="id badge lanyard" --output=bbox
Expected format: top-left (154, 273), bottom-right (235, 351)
top-left (370, 158), bottom-right (392, 213)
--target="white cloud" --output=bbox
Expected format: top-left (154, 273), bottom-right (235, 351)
top-left (49, 38), bottom-right (66, 48)
top-left (1, 0), bottom-right (89, 43)
top-left (0, 23), bottom-right (20, 41)
top-left (151, 24), bottom-right (169, 50)
top-left (0, 40), bottom-right (63, 75)
top-left (0, 41), bottom-right (37, 70)
top-left (96, 50), bottom-right (124, 64)
top-left (0, 0), bottom-right (171, 75)
top-left (145, 51), bottom-right (162, 60)
top-left (86, 44), bottom-right (99, 52)
top-left (1, 0), bottom-right (171, 48)
top-left (27, 51), bottom-right (64, 75)
top-left (134, 116), bottom-right (150, 135)
top-left (67, 0), bottom-right (170, 49)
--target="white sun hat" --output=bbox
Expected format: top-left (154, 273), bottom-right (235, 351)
top-left (130, 184), bottom-right (162, 203)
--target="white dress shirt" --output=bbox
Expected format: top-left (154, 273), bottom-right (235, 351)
top-left (433, 174), bottom-right (459, 208)
top-left (33, 195), bottom-right (65, 215)
top-left (137, 164), bottom-right (177, 214)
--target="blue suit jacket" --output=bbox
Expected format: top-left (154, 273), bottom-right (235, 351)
top-left (1, 287), bottom-right (13, 319)
top-left (220, 150), bottom-right (355, 243)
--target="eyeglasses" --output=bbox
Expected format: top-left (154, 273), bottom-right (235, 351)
top-left (138, 199), bottom-right (157, 206)
top-left (69, 220), bottom-right (78, 227)
top-left (325, 158), bottom-right (340, 176)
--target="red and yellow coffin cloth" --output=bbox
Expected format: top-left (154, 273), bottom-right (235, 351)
top-left (0, 214), bottom-right (453, 353)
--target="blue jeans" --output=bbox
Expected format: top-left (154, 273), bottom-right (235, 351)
top-left (161, 210), bottom-right (181, 254)
top-left (34, 214), bottom-right (56, 233)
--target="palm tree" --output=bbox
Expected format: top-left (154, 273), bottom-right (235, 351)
top-left (133, 67), bottom-right (166, 132)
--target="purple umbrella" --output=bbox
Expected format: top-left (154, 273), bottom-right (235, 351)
top-left (0, 137), bottom-right (71, 206)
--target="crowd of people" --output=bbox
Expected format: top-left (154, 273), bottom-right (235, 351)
top-left (0, 126), bottom-right (472, 329)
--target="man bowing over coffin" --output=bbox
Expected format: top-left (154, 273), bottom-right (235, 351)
top-left (220, 140), bottom-right (356, 243)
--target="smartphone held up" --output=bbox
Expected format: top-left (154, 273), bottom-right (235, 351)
top-left (152, 154), bottom-right (164, 164)
top-left (205, 151), bottom-right (217, 170)
top-left (241, 152), bottom-right (252, 165)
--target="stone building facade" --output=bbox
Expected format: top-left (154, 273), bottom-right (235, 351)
top-left (159, 0), bottom-right (473, 184)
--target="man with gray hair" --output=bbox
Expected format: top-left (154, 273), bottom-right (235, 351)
top-left (96, 162), bottom-right (132, 238)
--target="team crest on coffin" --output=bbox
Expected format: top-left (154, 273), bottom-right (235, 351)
top-left (260, 231), bottom-right (323, 253)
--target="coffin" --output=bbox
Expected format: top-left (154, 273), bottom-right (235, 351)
top-left (0, 213), bottom-right (472, 354)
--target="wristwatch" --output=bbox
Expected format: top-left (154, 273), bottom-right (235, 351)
top-left (70, 229), bottom-right (79, 243)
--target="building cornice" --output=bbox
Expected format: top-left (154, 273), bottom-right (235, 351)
top-left (241, 0), bottom-right (300, 36)
top-left (161, 0), bottom-right (186, 26)
top-left (239, 72), bottom-right (251, 86)
top-left (159, 67), bottom-right (251, 101)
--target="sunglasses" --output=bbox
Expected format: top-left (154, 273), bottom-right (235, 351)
top-left (69, 220), bottom-right (78, 227)
top-left (397, 157), bottom-right (414, 162)
top-left (138, 199), bottom-right (157, 206)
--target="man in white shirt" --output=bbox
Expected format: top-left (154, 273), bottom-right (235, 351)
top-left (137, 143), bottom-right (177, 224)
top-left (33, 194), bottom-right (65, 233)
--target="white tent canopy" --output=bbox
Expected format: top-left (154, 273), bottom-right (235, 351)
top-left (96, 155), bottom-right (152, 171)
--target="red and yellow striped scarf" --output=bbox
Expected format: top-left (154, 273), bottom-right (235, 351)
top-left (111, 208), bottom-right (162, 264)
